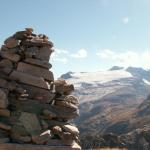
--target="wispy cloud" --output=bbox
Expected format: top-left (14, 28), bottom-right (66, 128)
top-left (54, 48), bottom-right (69, 54)
top-left (51, 57), bottom-right (68, 64)
top-left (51, 48), bottom-right (88, 64)
top-left (122, 16), bottom-right (130, 24)
top-left (96, 49), bottom-right (150, 68)
top-left (71, 49), bottom-right (88, 59)
top-left (51, 48), bottom-right (69, 64)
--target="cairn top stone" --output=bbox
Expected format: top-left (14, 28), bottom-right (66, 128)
top-left (25, 28), bottom-right (34, 33)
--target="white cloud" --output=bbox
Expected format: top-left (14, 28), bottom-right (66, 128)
top-left (96, 49), bottom-right (116, 59)
top-left (71, 49), bottom-right (88, 59)
top-left (122, 17), bottom-right (130, 24)
top-left (54, 48), bottom-right (69, 54)
top-left (52, 57), bottom-right (68, 64)
top-left (96, 49), bottom-right (150, 68)
top-left (51, 48), bottom-right (69, 64)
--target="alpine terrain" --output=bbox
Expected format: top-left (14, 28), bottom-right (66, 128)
top-left (60, 66), bottom-right (150, 149)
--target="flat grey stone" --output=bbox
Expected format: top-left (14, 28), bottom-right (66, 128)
top-left (0, 51), bottom-right (20, 62)
top-left (19, 112), bottom-right (41, 136)
top-left (0, 138), bottom-right (10, 143)
top-left (0, 59), bottom-right (13, 74)
top-left (4, 37), bottom-right (19, 48)
top-left (24, 58), bottom-right (52, 69)
top-left (31, 130), bottom-right (51, 144)
top-left (62, 125), bottom-right (79, 135)
top-left (17, 62), bottom-right (54, 81)
top-left (0, 122), bottom-right (11, 131)
top-left (20, 84), bottom-right (55, 103)
top-left (54, 101), bottom-right (78, 110)
top-left (54, 80), bottom-right (74, 95)
top-left (9, 71), bottom-right (50, 89)
top-left (36, 46), bottom-right (53, 61)
top-left (10, 99), bottom-right (79, 120)
top-left (0, 78), bottom-right (8, 89)
top-left (0, 129), bottom-right (9, 138)
top-left (0, 109), bottom-right (10, 117)
top-left (0, 89), bottom-right (8, 109)
top-left (24, 47), bottom-right (38, 58)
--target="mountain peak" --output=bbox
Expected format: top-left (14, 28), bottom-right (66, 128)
top-left (109, 66), bottom-right (124, 71)
top-left (126, 67), bottom-right (150, 81)
top-left (60, 71), bottom-right (74, 79)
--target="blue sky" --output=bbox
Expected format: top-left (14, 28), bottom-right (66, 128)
top-left (0, 0), bottom-right (150, 77)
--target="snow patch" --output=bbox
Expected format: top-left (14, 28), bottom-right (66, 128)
top-left (66, 70), bottom-right (133, 87)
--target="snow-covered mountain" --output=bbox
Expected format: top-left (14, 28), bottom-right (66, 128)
top-left (61, 66), bottom-right (150, 88)
top-left (61, 66), bottom-right (150, 103)
top-left (60, 66), bottom-right (150, 136)
top-left (61, 69), bottom-right (132, 88)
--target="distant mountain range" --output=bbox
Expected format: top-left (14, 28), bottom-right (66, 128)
top-left (60, 66), bottom-right (150, 149)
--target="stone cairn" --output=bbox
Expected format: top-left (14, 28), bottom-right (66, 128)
top-left (0, 28), bottom-right (81, 150)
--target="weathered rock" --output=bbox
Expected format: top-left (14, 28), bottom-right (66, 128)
top-left (17, 62), bottom-right (54, 81)
top-left (4, 37), bottom-right (19, 48)
top-left (50, 95), bottom-right (79, 105)
top-left (0, 138), bottom-right (9, 143)
top-left (46, 120), bottom-right (68, 129)
top-left (52, 126), bottom-right (76, 141)
top-left (41, 120), bottom-right (49, 130)
top-left (10, 71), bottom-right (50, 89)
top-left (54, 80), bottom-right (74, 95)
top-left (0, 28), bottom-right (80, 149)
top-left (32, 130), bottom-right (51, 144)
top-left (19, 112), bottom-right (42, 136)
top-left (9, 99), bottom-right (79, 119)
top-left (0, 89), bottom-right (8, 109)
top-left (20, 84), bottom-right (55, 103)
top-left (36, 46), bottom-right (53, 61)
top-left (0, 109), bottom-right (10, 117)
top-left (19, 136), bottom-right (32, 143)
top-left (11, 124), bottom-right (31, 143)
top-left (25, 28), bottom-right (34, 34)
top-left (0, 142), bottom-right (81, 150)
top-left (54, 100), bottom-right (78, 110)
top-left (1, 45), bottom-right (20, 53)
top-left (0, 129), bottom-right (9, 138)
top-left (0, 51), bottom-right (20, 62)
top-left (21, 39), bottom-right (53, 48)
top-left (64, 95), bottom-right (79, 105)
top-left (0, 59), bottom-right (13, 69)
top-left (43, 109), bottom-right (56, 119)
top-left (24, 58), bottom-right (52, 69)
top-left (51, 126), bottom-right (62, 134)
top-left (0, 59), bottom-right (13, 74)
top-left (0, 122), bottom-right (11, 131)
top-left (24, 46), bottom-right (38, 58)
top-left (11, 124), bottom-right (29, 137)
top-left (0, 78), bottom-right (8, 89)
top-left (47, 139), bottom-right (79, 147)
top-left (59, 132), bottom-right (75, 141)
top-left (14, 31), bottom-right (28, 40)
top-left (62, 125), bottom-right (79, 135)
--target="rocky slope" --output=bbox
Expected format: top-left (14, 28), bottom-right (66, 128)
top-left (60, 67), bottom-right (150, 149)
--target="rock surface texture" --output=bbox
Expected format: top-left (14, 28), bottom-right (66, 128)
top-left (0, 28), bottom-right (81, 150)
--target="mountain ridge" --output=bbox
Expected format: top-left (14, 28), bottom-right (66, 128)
top-left (60, 66), bottom-right (150, 148)
top-left (60, 66), bottom-right (150, 131)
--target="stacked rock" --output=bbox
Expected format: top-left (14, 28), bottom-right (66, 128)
top-left (0, 28), bottom-right (81, 150)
